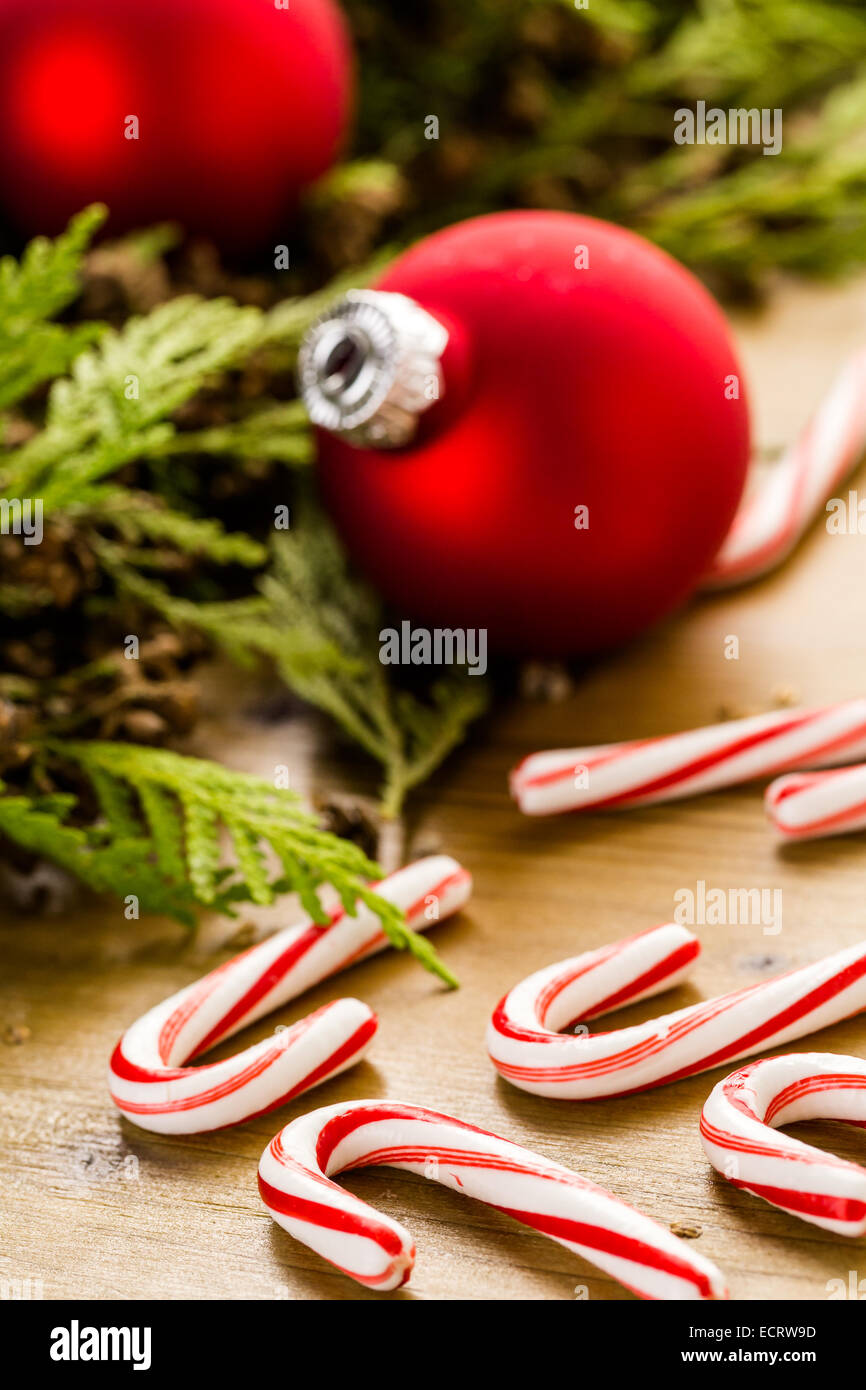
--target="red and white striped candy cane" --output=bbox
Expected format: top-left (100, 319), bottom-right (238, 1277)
top-left (700, 1053), bottom-right (866, 1235)
top-left (258, 1098), bottom-right (729, 1300)
top-left (510, 699), bottom-right (866, 817)
top-left (704, 347), bottom-right (866, 589)
top-left (109, 855), bottom-right (471, 1134)
top-left (488, 924), bottom-right (866, 1099)
top-left (766, 762), bottom-right (866, 841)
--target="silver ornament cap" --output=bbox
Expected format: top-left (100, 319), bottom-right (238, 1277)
top-left (297, 289), bottom-right (449, 448)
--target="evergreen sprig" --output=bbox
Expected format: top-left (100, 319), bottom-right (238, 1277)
top-left (1, 742), bottom-right (455, 983)
top-left (0, 784), bottom-right (201, 924)
top-left (93, 491), bottom-right (267, 567)
top-left (345, 0), bottom-right (866, 296)
top-left (258, 520), bottom-right (490, 819)
top-left (0, 214), bottom-right (475, 979)
top-left (0, 217), bottom-right (373, 533)
top-left (147, 400), bottom-right (313, 466)
top-left (0, 294), bottom-right (264, 512)
top-left (116, 507), bottom-right (490, 820)
top-left (0, 204), bottom-right (106, 413)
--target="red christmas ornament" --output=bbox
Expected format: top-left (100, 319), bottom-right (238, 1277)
top-left (300, 211), bottom-right (751, 656)
top-left (0, 0), bottom-right (352, 250)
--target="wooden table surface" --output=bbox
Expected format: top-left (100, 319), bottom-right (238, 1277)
top-left (4, 275), bottom-right (866, 1303)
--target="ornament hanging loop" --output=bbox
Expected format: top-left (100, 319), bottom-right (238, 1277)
top-left (298, 290), bottom-right (448, 447)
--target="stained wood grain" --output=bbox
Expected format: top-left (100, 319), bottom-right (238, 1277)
top-left (3, 275), bottom-right (866, 1301)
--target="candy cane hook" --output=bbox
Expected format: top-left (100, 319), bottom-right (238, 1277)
top-left (510, 699), bottom-right (866, 817)
top-left (704, 347), bottom-right (866, 589)
top-left (109, 856), bottom-right (471, 1134)
top-left (488, 924), bottom-right (866, 1099)
top-left (701, 1053), bottom-right (866, 1235)
top-left (766, 763), bottom-right (866, 841)
top-left (258, 1098), bottom-right (729, 1300)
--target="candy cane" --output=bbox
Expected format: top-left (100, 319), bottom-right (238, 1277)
top-left (258, 1098), bottom-right (729, 1300)
top-left (704, 347), bottom-right (866, 589)
top-left (488, 924), bottom-right (866, 1099)
top-left (109, 856), bottom-right (471, 1134)
top-left (510, 699), bottom-right (866, 817)
top-left (701, 1053), bottom-right (866, 1235)
top-left (766, 763), bottom-right (866, 841)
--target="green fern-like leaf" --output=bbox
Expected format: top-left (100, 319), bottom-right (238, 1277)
top-left (0, 238), bottom-right (389, 515)
top-left (189, 509), bottom-right (487, 818)
top-left (1, 295), bottom-right (264, 509)
top-left (103, 505), bottom-right (489, 821)
top-left (0, 205), bottom-right (106, 324)
top-left (179, 795), bottom-right (222, 903)
top-left (94, 491), bottom-right (267, 566)
top-left (0, 205), bottom-right (107, 411)
top-left (86, 765), bottom-right (142, 841)
top-left (0, 786), bottom-right (199, 926)
top-left (136, 781), bottom-right (185, 883)
top-left (25, 741), bottom-right (455, 983)
top-left (0, 215), bottom-right (468, 980)
top-left (149, 400), bottom-right (313, 466)
top-left (225, 817), bottom-right (272, 905)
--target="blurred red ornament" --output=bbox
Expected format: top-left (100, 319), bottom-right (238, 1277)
top-left (0, 0), bottom-right (353, 250)
top-left (300, 211), bottom-right (751, 657)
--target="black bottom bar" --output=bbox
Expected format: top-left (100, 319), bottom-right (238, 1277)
top-left (4, 1297), bottom-right (858, 1376)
